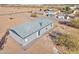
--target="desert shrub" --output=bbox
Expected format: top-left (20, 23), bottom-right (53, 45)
top-left (71, 19), bottom-right (79, 26)
top-left (64, 6), bottom-right (71, 11)
top-left (31, 13), bottom-right (37, 17)
top-left (27, 11), bottom-right (32, 13)
top-left (56, 34), bottom-right (78, 51)
top-left (59, 19), bottom-right (79, 29)
top-left (63, 6), bottom-right (71, 14)
top-left (9, 17), bottom-right (14, 20)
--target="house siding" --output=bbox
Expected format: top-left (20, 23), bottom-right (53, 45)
top-left (23, 32), bottom-right (38, 46)
top-left (39, 24), bottom-right (52, 37)
top-left (9, 30), bottom-right (25, 45)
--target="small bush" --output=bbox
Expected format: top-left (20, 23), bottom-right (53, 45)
top-left (31, 13), bottom-right (37, 17)
top-left (71, 19), bottom-right (79, 26)
top-left (9, 17), bottom-right (14, 20)
top-left (27, 11), bottom-right (32, 13)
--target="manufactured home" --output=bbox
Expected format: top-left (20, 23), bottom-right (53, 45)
top-left (9, 17), bottom-right (53, 48)
top-left (32, 10), bottom-right (44, 15)
top-left (56, 14), bottom-right (70, 22)
top-left (44, 11), bottom-right (56, 17)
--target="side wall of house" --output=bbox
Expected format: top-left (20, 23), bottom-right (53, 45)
top-left (9, 30), bottom-right (25, 46)
top-left (39, 23), bottom-right (52, 36)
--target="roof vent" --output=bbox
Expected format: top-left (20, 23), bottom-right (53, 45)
top-left (39, 22), bottom-right (42, 26)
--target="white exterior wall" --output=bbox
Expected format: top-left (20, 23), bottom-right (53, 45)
top-left (23, 32), bottom-right (38, 46)
top-left (9, 30), bottom-right (25, 45)
top-left (40, 24), bottom-right (52, 36)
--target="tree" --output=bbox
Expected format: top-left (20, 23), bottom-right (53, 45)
top-left (65, 6), bottom-right (71, 11)
top-left (63, 6), bottom-right (71, 14)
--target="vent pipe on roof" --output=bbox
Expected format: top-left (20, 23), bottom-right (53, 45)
top-left (40, 22), bottom-right (42, 26)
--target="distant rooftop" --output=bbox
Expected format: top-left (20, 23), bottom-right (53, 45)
top-left (10, 17), bottom-right (53, 39)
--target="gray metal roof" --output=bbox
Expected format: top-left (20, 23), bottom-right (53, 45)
top-left (10, 17), bottom-right (53, 39)
top-left (46, 11), bottom-right (55, 15)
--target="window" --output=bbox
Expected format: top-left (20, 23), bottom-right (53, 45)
top-left (38, 31), bottom-right (40, 36)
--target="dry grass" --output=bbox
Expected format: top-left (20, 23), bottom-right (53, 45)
top-left (53, 23), bottom-right (79, 54)
top-left (57, 34), bottom-right (79, 52)
top-left (71, 19), bottom-right (79, 26)
top-left (31, 13), bottom-right (37, 17)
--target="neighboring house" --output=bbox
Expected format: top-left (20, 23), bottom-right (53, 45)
top-left (44, 11), bottom-right (56, 17)
top-left (47, 8), bottom-right (53, 11)
top-left (9, 17), bottom-right (53, 48)
top-left (68, 14), bottom-right (75, 18)
top-left (56, 14), bottom-right (70, 22)
top-left (73, 9), bottom-right (79, 15)
top-left (70, 7), bottom-right (76, 10)
top-left (44, 8), bottom-right (61, 17)
top-left (32, 10), bottom-right (44, 15)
